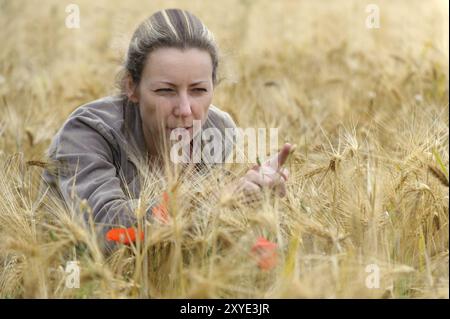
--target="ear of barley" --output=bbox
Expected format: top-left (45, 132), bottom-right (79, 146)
top-left (428, 165), bottom-right (449, 187)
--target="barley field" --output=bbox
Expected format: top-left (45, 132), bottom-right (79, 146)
top-left (0, 0), bottom-right (448, 298)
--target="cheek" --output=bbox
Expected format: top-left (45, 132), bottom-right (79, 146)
top-left (154, 99), bottom-right (174, 119)
top-left (140, 92), bottom-right (172, 117)
top-left (193, 96), bottom-right (212, 118)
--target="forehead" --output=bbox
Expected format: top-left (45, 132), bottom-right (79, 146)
top-left (143, 47), bottom-right (212, 82)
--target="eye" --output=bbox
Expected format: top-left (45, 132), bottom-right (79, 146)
top-left (155, 88), bottom-right (174, 93)
top-left (193, 88), bottom-right (207, 92)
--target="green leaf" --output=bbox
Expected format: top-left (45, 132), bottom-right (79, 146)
top-left (432, 148), bottom-right (448, 180)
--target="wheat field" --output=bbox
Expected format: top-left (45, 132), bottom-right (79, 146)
top-left (0, 0), bottom-right (448, 298)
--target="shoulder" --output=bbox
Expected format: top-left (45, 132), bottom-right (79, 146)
top-left (48, 95), bottom-right (126, 156)
top-left (205, 104), bottom-right (237, 131)
top-left (59, 95), bottom-right (126, 141)
top-left (66, 95), bottom-right (125, 130)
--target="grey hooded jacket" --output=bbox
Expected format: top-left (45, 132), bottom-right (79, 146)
top-left (41, 95), bottom-right (236, 240)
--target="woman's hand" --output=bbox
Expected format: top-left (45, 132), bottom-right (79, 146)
top-left (235, 143), bottom-right (293, 202)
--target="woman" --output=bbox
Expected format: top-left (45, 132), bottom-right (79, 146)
top-left (41, 8), bottom-right (292, 248)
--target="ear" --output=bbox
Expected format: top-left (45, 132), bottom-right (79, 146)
top-left (125, 74), bottom-right (139, 103)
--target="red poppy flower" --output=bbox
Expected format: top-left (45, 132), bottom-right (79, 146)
top-left (251, 237), bottom-right (278, 270)
top-left (106, 227), bottom-right (144, 245)
top-left (152, 191), bottom-right (170, 223)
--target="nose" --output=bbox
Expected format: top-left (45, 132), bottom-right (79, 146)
top-left (174, 92), bottom-right (192, 117)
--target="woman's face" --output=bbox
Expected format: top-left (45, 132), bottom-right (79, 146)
top-left (127, 47), bottom-right (214, 153)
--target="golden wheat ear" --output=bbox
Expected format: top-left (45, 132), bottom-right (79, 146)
top-left (428, 165), bottom-right (449, 187)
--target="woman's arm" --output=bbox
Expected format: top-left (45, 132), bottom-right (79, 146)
top-left (42, 116), bottom-right (150, 245)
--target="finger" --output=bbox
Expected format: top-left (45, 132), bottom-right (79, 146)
top-left (248, 169), bottom-right (285, 190)
top-left (239, 180), bottom-right (263, 204)
top-left (266, 143), bottom-right (294, 170)
top-left (241, 181), bottom-right (263, 204)
top-left (243, 180), bottom-right (261, 193)
top-left (276, 182), bottom-right (287, 197)
top-left (272, 171), bottom-right (287, 187)
top-left (279, 167), bottom-right (289, 181)
top-left (245, 170), bottom-right (271, 188)
top-left (259, 166), bottom-right (287, 185)
top-left (237, 176), bottom-right (261, 192)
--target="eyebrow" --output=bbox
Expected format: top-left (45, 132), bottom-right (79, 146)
top-left (155, 81), bottom-right (208, 86)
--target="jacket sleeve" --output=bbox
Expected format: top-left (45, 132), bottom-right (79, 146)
top-left (44, 115), bottom-right (150, 237)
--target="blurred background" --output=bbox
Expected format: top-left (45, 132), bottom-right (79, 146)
top-left (0, 0), bottom-right (448, 298)
top-left (0, 0), bottom-right (448, 157)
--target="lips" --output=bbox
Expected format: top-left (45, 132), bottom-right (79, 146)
top-left (166, 126), bottom-right (193, 130)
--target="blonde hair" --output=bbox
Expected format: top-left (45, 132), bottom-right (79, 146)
top-left (119, 8), bottom-right (220, 93)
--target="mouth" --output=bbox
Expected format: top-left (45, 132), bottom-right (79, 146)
top-left (165, 126), bottom-right (194, 136)
top-left (166, 125), bottom-right (193, 131)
